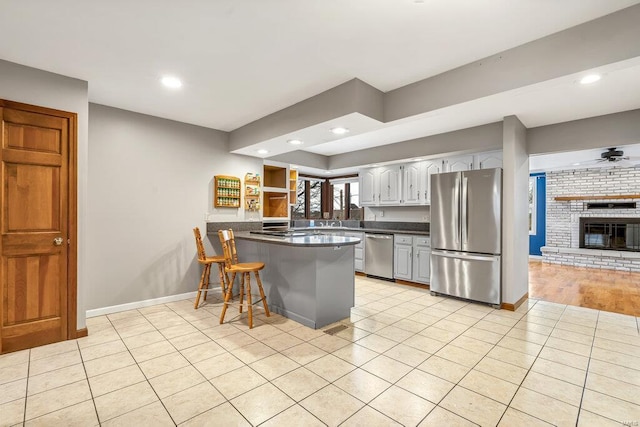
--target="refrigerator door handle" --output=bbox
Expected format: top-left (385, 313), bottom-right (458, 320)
top-left (454, 175), bottom-right (460, 246)
top-left (431, 249), bottom-right (498, 262)
top-left (461, 175), bottom-right (468, 246)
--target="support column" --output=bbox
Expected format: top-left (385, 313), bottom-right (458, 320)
top-left (502, 116), bottom-right (530, 309)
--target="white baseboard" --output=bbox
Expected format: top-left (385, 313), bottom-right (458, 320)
top-left (529, 255), bottom-right (544, 261)
top-left (86, 291), bottom-right (198, 318)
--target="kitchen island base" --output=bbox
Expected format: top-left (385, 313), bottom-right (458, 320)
top-left (235, 238), bottom-right (356, 329)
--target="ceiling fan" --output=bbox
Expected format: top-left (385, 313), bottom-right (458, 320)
top-left (599, 147), bottom-right (629, 162)
top-left (587, 147), bottom-right (640, 168)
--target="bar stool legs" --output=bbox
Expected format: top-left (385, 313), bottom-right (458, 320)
top-left (193, 259), bottom-right (226, 309)
top-left (218, 270), bottom-right (270, 328)
top-left (255, 272), bottom-right (271, 317)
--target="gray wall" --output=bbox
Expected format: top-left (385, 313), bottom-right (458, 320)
top-left (528, 109), bottom-right (640, 156)
top-left (87, 104), bottom-right (261, 310)
top-left (329, 122), bottom-right (503, 170)
top-left (386, 5), bottom-right (640, 122)
top-left (502, 116), bottom-right (529, 305)
top-left (0, 59), bottom-right (89, 329)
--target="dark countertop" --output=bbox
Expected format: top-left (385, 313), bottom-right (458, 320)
top-left (234, 231), bottom-right (361, 247)
top-left (206, 221), bottom-right (429, 237)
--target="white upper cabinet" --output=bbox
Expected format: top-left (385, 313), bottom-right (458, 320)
top-left (420, 160), bottom-right (443, 205)
top-left (358, 150), bottom-right (501, 207)
top-left (359, 168), bottom-right (379, 206)
top-left (476, 151), bottom-right (503, 169)
top-left (402, 163), bottom-right (421, 205)
top-left (379, 165), bottom-right (401, 205)
top-left (444, 155), bottom-right (474, 172)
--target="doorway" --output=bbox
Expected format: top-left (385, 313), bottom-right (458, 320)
top-left (0, 100), bottom-right (78, 353)
top-left (529, 173), bottom-right (546, 256)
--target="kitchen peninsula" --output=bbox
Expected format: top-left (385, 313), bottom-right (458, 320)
top-left (225, 230), bottom-right (360, 329)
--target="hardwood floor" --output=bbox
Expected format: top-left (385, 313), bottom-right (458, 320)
top-left (529, 260), bottom-right (640, 317)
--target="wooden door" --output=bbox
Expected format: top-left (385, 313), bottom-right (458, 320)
top-left (0, 100), bottom-right (77, 353)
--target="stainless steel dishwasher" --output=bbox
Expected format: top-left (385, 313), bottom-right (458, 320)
top-left (364, 233), bottom-right (394, 279)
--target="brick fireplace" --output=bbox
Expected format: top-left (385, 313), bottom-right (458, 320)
top-left (541, 167), bottom-right (640, 272)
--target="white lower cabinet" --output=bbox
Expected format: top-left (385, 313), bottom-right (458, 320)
top-left (345, 231), bottom-right (365, 272)
top-left (394, 234), bottom-right (430, 284)
top-left (394, 235), bottom-right (413, 280)
top-left (413, 237), bottom-right (431, 284)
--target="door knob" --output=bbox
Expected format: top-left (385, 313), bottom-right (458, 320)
top-left (53, 237), bottom-right (64, 246)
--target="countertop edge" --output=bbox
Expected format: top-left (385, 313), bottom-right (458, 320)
top-left (234, 231), bottom-right (361, 247)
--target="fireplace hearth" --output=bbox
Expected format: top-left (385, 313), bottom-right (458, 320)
top-left (580, 218), bottom-right (640, 251)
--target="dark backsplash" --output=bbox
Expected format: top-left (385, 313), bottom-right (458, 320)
top-left (361, 221), bottom-right (429, 233)
top-left (291, 219), bottom-right (429, 233)
top-left (206, 221), bottom-right (262, 234)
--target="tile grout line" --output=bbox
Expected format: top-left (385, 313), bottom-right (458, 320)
top-left (75, 331), bottom-right (105, 427)
top-left (21, 348), bottom-right (31, 426)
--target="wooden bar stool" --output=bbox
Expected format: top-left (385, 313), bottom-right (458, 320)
top-left (217, 229), bottom-right (270, 328)
top-left (193, 227), bottom-right (226, 309)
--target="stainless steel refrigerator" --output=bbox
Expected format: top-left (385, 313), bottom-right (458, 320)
top-left (430, 168), bottom-right (502, 306)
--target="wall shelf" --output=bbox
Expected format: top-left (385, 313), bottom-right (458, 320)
top-left (289, 169), bottom-right (298, 204)
top-left (244, 173), bottom-right (261, 211)
top-left (214, 175), bottom-right (240, 208)
top-left (554, 194), bottom-right (640, 201)
top-left (262, 161), bottom-right (290, 221)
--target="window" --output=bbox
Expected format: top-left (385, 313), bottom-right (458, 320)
top-left (529, 176), bottom-right (537, 235)
top-left (309, 179), bottom-right (322, 218)
top-left (348, 181), bottom-right (362, 220)
top-left (333, 183), bottom-right (346, 219)
top-left (293, 175), bottom-right (360, 220)
top-left (292, 178), bottom-right (323, 219)
top-left (291, 180), bottom-right (305, 219)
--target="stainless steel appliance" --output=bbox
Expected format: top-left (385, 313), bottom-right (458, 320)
top-left (365, 233), bottom-right (393, 279)
top-left (430, 168), bottom-right (502, 306)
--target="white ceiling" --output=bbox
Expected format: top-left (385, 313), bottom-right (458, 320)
top-left (1, 0), bottom-right (638, 135)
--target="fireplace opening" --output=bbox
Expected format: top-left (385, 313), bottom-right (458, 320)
top-left (580, 218), bottom-right (640, 251)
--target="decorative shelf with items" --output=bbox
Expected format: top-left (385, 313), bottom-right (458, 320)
top-left (244, 173), bottom-right (261, 211)
top-left (289, 169), bottom-right (298, 205)
top-left (262, 160), bottom-right (290, 221)
top-left (214, 175), bottom-right (241, 208)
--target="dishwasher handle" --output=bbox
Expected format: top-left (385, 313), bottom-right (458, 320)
top-left (366, 234), bottom-right (392, 240)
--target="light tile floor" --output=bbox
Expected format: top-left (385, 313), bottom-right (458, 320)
top-left (2, 276), bottom-right (640, 426)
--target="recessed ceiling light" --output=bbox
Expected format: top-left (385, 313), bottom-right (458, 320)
top-left (412, 158), bottom-right (423, 162)
top-left (370, 164), bottom-right (380, 167)
top-left (257, 149), bottom-right (269, 155)
top-left (161, 75), bottom-right (182, 89)
top-left (287, 139), bottom-right (303, 145)
top-left (330, 127), bottom-right (349, 135)
top-left (580, 74), bottom-right (601, 85)
top-left (572, 162), bottom-right (581, 166)
top-left (291, 164), bottom-right (299, 169)
top-left (325, 171), bottom-right (331, 174)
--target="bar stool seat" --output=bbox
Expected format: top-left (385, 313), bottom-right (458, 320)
top-left (218, 229), bottom-right (270, 328)
top-left (193, 227), bottom-right (227, 309)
